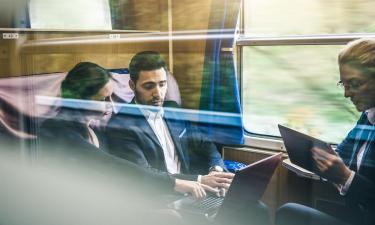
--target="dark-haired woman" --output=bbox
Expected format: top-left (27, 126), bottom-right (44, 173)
top-left (41, 62), bottom-right (115, 149)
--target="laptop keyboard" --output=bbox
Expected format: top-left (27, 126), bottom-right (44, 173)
top-left (169, 193), bottom-right (225, 216)
top-left (190, 195), bottom-right (224, 212)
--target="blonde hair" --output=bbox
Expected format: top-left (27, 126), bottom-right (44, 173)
top-left (338, 38), bottom-right (375, 76)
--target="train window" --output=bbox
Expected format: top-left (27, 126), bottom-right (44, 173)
top-left (239, 0), bottom-right (375, 143)
top-left (241, 45), bottom-right (359, 143)
top-left (29, 0), bottom-right (112, 30)
top-left (243, 0), bottom-right (375, 36)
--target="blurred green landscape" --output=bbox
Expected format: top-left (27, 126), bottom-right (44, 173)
top-left (241, 0), bottom-right (375, 143)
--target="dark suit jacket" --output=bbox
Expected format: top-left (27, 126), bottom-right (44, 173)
top-left (37, 108), bottom-right (176, 195)
top-left (106, 101), bottom-right (226, 181)
top-left (335, 112), bottom-right (375, 225)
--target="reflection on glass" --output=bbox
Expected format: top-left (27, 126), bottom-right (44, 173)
top-left (29, 0), bottom-right (112, 30)
top-left (242, 45), bottom-right (360, 143)
top-left (244, 0), bottom-right (375, 36)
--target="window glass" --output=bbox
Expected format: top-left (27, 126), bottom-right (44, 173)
top-left (242, 45), bottom-right (360, 143)
top-left (29, 0), bottom-right (112, 30)
top-left (244, 0), bottom-right (375, 36)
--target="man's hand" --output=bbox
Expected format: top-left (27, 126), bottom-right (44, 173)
top-left (311, 147), bottom-right (352, 185)
top-left (174, 179), bottom-right (219, 200)
top-left (201, 172), bottom-right (234, 197)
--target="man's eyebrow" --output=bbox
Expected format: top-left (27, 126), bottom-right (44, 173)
top-left (342, 78), bottom-right (359, 83)
top-left (141, 81), bottom-right (156, 85)
top-left (347, 78), bottom-right (363, 82)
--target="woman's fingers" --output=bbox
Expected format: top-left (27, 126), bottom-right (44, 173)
top-left (197, 183), bottom-right (207, 199)
top-left (192, 183), bottom-right (208, 200)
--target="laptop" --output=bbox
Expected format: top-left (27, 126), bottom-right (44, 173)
top-left (169, 153), bottom-right (282, 218)
top-left (278, 124), bottom-right (335, 176)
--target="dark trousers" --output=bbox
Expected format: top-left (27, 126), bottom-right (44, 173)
top-left (215, 200), bottom-right (271, 225)
top-left (275, 203), bottom-right (355, 225)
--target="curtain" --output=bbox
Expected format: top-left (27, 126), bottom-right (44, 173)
top-left (199, 0), bottom-right (243, 145)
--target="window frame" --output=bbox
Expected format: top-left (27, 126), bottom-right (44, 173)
top-left (236, 2), bottom-right (375, 150)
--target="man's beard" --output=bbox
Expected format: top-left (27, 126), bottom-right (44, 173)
top-left (135, 91), bottom-right (164, 106)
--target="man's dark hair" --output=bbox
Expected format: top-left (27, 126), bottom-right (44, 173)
top-left (61, 62), bottom-right (111, 100)
top-left (129, 51), bottom-right (166, 83)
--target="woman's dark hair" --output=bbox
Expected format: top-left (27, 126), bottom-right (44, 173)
top-left (129, 51), bottom-right (166, 83)
top-left (61, 62), bottom-right (111, 99)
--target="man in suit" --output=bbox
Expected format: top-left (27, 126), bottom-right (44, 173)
top-left (107, 51), bottom-right (234, 198)
top-left (276, 38), bottom-right (375, 225)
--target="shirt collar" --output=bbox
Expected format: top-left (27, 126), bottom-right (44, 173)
top-left (366, 107), bottom-right (375, 125)
top-left (135, 100), bottom-right (164, 120)
top-left (143, 108), bottom-right (164, 121)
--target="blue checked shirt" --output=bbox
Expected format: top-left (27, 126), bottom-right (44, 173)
top-left (337, 108), bottom-right (375, 195)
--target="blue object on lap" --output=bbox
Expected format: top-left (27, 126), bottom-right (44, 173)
top-left (224, 160), bottom-right (247, 173)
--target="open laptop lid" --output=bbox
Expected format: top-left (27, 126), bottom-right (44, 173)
top-left (219, 153), bottom-right (282, 212)
top-left (278, 124), bottom-right (333, 172)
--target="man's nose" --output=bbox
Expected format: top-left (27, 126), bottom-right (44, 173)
top-left (153, 86), bottom-right (162, 98)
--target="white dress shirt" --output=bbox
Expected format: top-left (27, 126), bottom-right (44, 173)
top-left (142, 108), bottom-right (181, 174)
top-left (340, 107), bottom-right (374, 195)
top-left (87, 119), bottom-right (100, 148)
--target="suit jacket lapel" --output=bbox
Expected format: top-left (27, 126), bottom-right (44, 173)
top-left (165, 117), bottom-right (190, 172)
top-left (67, 122), bottom-right (101, 150)
top-left (357, 128), bottom-right (375, 173)
top-left (128, 99), bottom-right (163, 147)
top-left (137, 111), bottom-right (163, 148)
top-left (130, 99), bottom-right (189, 171)
top-left (349, 114), bottom-right (374, 171)
top-left (350, 132), bottom-right (363, 171)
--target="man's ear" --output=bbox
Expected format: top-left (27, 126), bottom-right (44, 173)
top-left (129, 79), bottom-right (135, 92)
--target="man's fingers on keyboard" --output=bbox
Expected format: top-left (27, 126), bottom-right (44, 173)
top-left (220, 188), bottom-right (226, 197)
top-left (219, 183), bottom-right (230, 190)
top-left (215, 172), bottom-right (235, 178)
top-left (215, 187), bottom-right (226, 197)
top-left (201, 183), bottom-right (220, 193)
top-left (215, 177), bottom-right (233, 184)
